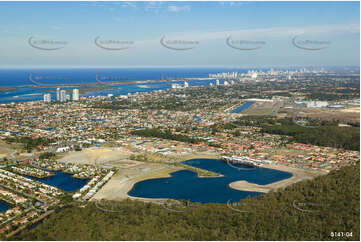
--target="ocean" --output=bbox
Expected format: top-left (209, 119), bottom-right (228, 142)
top-left (0, 67), bottom-right (255, 103)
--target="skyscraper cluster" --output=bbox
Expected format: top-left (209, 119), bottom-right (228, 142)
top-left (44, 88), bottom-right (80, 102)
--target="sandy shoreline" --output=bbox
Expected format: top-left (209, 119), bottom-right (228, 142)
top-left (91, 153), bottom-right (219, 203)
top-left (92, 156), bottom-right (326, 203)
top-left (229, 163), bottom-right (326, 193)
top-left (91, 165), bottom-right (183, 203)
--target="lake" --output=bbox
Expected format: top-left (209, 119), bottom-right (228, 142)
top-left (0, 200), bottom-right (11, 213)
top-left (24, 170), bottom-right (89, 192)
top-left (230, 101), bottom-right (255, 113)
top-left (128, 159), bottom-right (292, 204)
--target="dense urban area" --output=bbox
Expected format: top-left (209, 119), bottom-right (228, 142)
top-left (0, 68), bottom-right (359, 240)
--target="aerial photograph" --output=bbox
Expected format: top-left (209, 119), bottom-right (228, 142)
top-left (0, 0), bottom-right (359, 241)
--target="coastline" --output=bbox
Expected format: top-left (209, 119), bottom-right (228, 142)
top-left (229, 163), bottom-right (327, 193)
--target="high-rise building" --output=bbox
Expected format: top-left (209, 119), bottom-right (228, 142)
top-left (43, 93), bottom-right (51, 102)
top-left (216, 79), bottom-right (220, 86)
top-left (56, 88), bottom-right (61, 101)
top-left (171, 83), bottom-right (181, 89)
top-left (60, 90), bottom-right (66, 102)
top-left (73, 89), bottom-right (79, 101)
top-left (184, 81), bottom-right (189, 88)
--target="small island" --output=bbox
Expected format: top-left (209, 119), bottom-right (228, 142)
top-left (0, 87), bottom-right (18, 93)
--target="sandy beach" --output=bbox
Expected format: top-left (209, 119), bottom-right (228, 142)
top-left (229, 163), bottom-right (327, 193)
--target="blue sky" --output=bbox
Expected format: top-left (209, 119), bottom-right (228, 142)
top-left (0, 1), bottom-right (359, 68)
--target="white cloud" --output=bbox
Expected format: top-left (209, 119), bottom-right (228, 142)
top-left (120, 2), bottom-right (137, 9)
top-left (158, 24), bottom-right (360, 41)
top-left (168, 5), bottom-right (191, 12)
top-left (144, 1), bottom-right (163, 14)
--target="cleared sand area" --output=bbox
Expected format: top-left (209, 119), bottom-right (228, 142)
top-left (91, 163), bottom-right (182, 202)
top-left (172, 152), bottom-right (219, 161)
top-left (304, 108), bottom-right (360, 123)
top-left (0, 140), bottom-right (15, 159)
top-left (229, 164), bottom-right (326, 193)
top-left (57, 147), bottom-right (142, 167)
top-left (243, 102), bottom-right (276, 115)
top-left (341, 106), bottom-right (360, 113)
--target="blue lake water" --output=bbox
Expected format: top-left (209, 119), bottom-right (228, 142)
top-left (128, 159), bottom-right (292, 204)
top-left (24, 171), bottom-right (89, 192)
top-left (231, 101), bottom-right (255, 113)
top-left (0, 200), bottom-right (11, 213)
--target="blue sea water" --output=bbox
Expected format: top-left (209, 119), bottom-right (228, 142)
top-left (0, 67), bottom-right (257, 103)
top-left (24, 171), bottom-right (89, 192)
top-left (0, 200), bottom-right (11, 213)
top-left (231, 101), bottom-right (255, 113)
top-left (128, 159), bottom-right (292, 204)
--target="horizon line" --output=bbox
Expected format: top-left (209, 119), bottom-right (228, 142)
top-left (0, 65), bottom-right (359, 70)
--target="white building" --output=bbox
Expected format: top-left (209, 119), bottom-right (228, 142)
top-left (73, 89), bottom-right (79, 101)
top-left (72, 193), bottom-right (81, 199)
top-left (56, 147), bottom-right (70, 153)
top-left (216, 79), bottom-right (220, 86)
top-left (171, 83), bottom-right (182, 89)
top-left (56, 88), bottom-right (61, 101)
top-left (306, 101), bottom-right (328, 108)
top-left (60, 90), bottom-right (66, 102)
top-left (184, 81), bottom-right (189, 88)
top-left (43, 93), bottom-right (51, 102)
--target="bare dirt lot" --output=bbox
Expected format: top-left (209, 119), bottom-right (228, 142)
top-left (0, 140), bottom-right (17, 160)
top-left (243, 101), bottom-right (275, 115)
top-left (57, 147), bottom-right (142, 168)
top-left (283, 106), bottom-right (360, 123)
